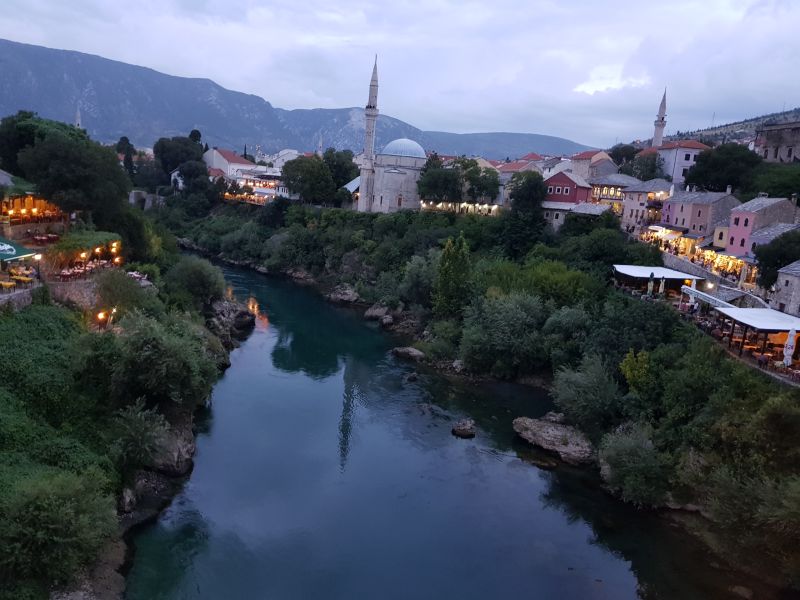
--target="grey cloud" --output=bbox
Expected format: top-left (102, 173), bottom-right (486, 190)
top-left (0, 0), bottom-right (797, 148)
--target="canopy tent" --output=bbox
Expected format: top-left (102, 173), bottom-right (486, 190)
top-left (613, 265), bottom-right (703, 281)
top-left (714, 307), bottom-right (800, 333)
top-left (0, 236), bottom-right (35, 261)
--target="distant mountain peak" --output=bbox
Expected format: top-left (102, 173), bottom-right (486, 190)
top-left (0, 37), bottom-right (590, 159)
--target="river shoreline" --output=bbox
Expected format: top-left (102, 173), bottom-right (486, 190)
top-left (168, 240), bottom-right (798, 598)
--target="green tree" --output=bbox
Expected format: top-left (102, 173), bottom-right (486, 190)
top-left (164, 255), bottom-right (225, 311)
top-left (189, 129), bottom-right (202, 144)
top-left (508, 170), bottom-right (547, 213)
top-left (281, 156), bottom-right (336, 204)
top-left (552, 354), bottom-right (622, 441)
top-left (754, 229), bottom-right (800, 288)
top-left (433, 233), bottom-right (471, 318)
top-left (502, 171), bottom-right (547, 259)
top-left (17, 132), bottom-right (131, 223)
top-left (745, 163), bottom-right (800, 199)
top-left (599, 423), bottom-right (670, 507)
top-left (115, 136), bottom-right (134, 155)
top-left (608, 144), bottom-right (637, 166)
top-left (620, 152), bottom-right (666, 180)
top-left (322, 148), bottom-right (359, 188)
top-left (153, 136), bottom-right (204, 175)
top-left (417, 165), bottom-right (462, 202)
top-left (684, 143), bottom-right (763, 192)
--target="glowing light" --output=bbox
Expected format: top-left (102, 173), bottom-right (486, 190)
top-left (79, 252), bottom-right (87, 259)
top-left (97, 311), bottom-right (107, 320)
top-left (113, 256), bottom-right (122, 264)
top-left (95, 247), bottom-right (102, 253)
top-left (33, 254), bottom-right (42, 261)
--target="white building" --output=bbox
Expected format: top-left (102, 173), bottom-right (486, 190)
top-left (203, 147), bottom-right (255, 178)
top-left (356, 60), bottom-right (427, 213)
top-left (656, 140), bottom-right (710, 185)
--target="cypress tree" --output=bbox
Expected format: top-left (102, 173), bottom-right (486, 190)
top-left (433, 233), bottom-right (471, 318)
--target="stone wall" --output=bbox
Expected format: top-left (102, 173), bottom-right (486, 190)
top-left (48, 280), bottom-right (97, 310)
top-left (662, 252), bottom-right (725, 286)
top-left (0, 287), bottom-right (33, 310)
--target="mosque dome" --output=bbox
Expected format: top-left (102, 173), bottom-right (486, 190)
top-left (381, 138), bottom-right (426, 158)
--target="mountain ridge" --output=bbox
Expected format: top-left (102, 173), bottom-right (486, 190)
top-left (0, 38), bottom-right (591, 159)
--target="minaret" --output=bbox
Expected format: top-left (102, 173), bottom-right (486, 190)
top-left (652, 89), bottom-right (666, 148)
top-left (358, 56), bottom-right (379, 212)
top-left (75, 105), bottom-right (82, 129)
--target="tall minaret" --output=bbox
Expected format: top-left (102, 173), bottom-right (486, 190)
top-left (652, 89), bottom-right (666, 148)
top-left (358, 56), bottom-right (379, 212)
top-left (75, 105), bottom-right (82, 129)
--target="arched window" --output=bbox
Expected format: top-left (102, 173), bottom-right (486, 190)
top-left (744, 218), bottom-right (749, 227)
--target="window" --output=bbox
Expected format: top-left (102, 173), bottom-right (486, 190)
top-left (699, 225), bottom-right (704, 231)
top-left (545, 211), bottom-right (550, 218)
top-left (563, 187), bottom-right (570, 195)
top-left (744, 218), bottom-right (749, 227)
top-left (680, 204), bottom-right (684, 212)
top-left (554, 213), bottom-right (559, 220)
top-left (729, 236), bottom-right (734, 245)
top-left (681, 218), bottom-right (685, 225)
top-left (739, 239), bottom-right (745, 247)
top-left (786, 280), bottom-right (790, 288)
top-left (764, 149), bottom-right (769, 158)
top-left (774, 147), bottom-right (779, 159)
top-left (734, 217), bottom-right (739, 226)
top-left (682, 168), bottom-right (689, 176)
top-left (555, 186), bottom-right (562, 194)
top-left (718, 231), bottom-right (723, 240)
top-left (684, 153), bottom-right (691, 161)
top-left (629, 209), bottom-right (633, 217)
top-left (789, 147), bottom-right (794, 159)
top-left (547, 186), bottom-right (553, 194)
top-left (697, 209), bottom-right (702, 217)
top-left (752, 243), bottom-right (756, 252)
top-left (692, 224), bottom-right (696, 230)
top-left (692, 154), bottom-right (698, 162)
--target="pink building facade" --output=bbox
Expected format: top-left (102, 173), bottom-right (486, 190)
top-left (725, 196), bottom-right (796, 257)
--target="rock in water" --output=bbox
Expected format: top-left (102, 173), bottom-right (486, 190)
top-left (513, 416), bottom-right (595, 465)
top-left (392, 346), bottom-right (426, 361)
top-left (364, 304), bottom-right (389, 320)
top-left (452, 418), bottom-right (476, 438)
top-left (326, 284), bottom-right (360, 303)
top-left (405, 372), bottom-right (418, 382)
top-left (379, 314), bottom-right (394, 327)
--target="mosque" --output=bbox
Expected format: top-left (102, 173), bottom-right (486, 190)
top-left (356, 59), bottom-right (427, 213)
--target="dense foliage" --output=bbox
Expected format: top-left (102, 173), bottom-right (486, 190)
top-left (160, 196), bottom-right (800, 585)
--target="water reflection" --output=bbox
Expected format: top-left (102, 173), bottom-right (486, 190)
top-left (126, 265), bottom-right (790, 600)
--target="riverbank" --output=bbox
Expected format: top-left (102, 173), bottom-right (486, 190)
top-left (51, 297), bottom-right (256, 600)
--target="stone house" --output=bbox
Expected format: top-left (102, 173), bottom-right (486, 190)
top-left (726, 196), bottom-right (797, 257)
top-left (569, 150), bottom-right (617, 180)
top-left (771, 260), bottom-right (800, 315)
top-left (754, 121), bottom-right (800, 163)
top-left (620, 178), bottom-right (673, 232)
top-left (661, 190), bottom-right (740, 237)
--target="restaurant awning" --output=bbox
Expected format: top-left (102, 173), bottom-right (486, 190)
top-left (0, 236), bottom-right (35, 261)
top-left (714, 307), bottom-right (800, 332)
top-left (613, 264), bottom-right (704, 280)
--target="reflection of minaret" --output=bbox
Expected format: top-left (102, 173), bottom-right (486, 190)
top-left (652, 89), bottom-right (666, 148)
top-left (75, 105), bottom-right (82, 129)
top-left (338, 358), bottom-right (359, 471)
top-left (357, 56), bottom-right (378, 212)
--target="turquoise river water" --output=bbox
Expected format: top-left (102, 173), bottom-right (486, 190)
top-left (125, 265), bottom-right (777, 599)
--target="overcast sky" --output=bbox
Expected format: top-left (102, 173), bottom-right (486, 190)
top-left (0, 0), bottom-right (797, 148)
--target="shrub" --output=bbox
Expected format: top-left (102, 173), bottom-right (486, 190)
top-left (111, 398), bottom-right (169, 475)
top-left (552, 354), bottom-right (622, 441)
top-left (164, 255), bottom-right (225, 311)
top-left (95, 268), bottom-right (164, 318)
top-left (0, 469), bottom-right (115, 584)
top-left (599, 424), bottom-right (670, 507)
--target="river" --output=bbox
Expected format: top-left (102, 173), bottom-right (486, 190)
top-left (125, 265), bottom-right (767, 599)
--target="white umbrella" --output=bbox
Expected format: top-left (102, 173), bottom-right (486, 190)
top-left (784, 329), bottom-right (796, 367)
top-left (658, 276), bottom-right (665, 295)
top-left (647, 272), bottom-right (655, 296)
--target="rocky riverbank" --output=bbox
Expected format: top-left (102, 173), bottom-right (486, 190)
top-left (52, 298), bottom-right (255, 600)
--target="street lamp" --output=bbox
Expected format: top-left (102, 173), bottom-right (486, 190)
top-left (33, 253), bottom-right (42, 281)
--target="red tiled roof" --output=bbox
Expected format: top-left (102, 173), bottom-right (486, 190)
top-left (571, 150), bottom-right (600, 160)
top-left (636, 147), bottom-right (659, 157)
top-left (208, 167), bottom-right (225, 178)
top-left (497, 159), bottom-right (536, 173)
top-left (519, 152), bottom-right (543, 161)
top-left (486, 159), bottom-right (503, 167)
top-left (658, 140), bottom-right (710, 151)
top-left (216, 148), bottom-right (254, 165)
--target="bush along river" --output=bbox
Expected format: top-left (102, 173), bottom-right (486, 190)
top-left (125, 265), bottom-right (776, 600)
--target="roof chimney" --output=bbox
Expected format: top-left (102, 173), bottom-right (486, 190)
top-left (726, 185), bottom-right (732, 195)
top-left (758, 192), bottom-right (768, 198)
